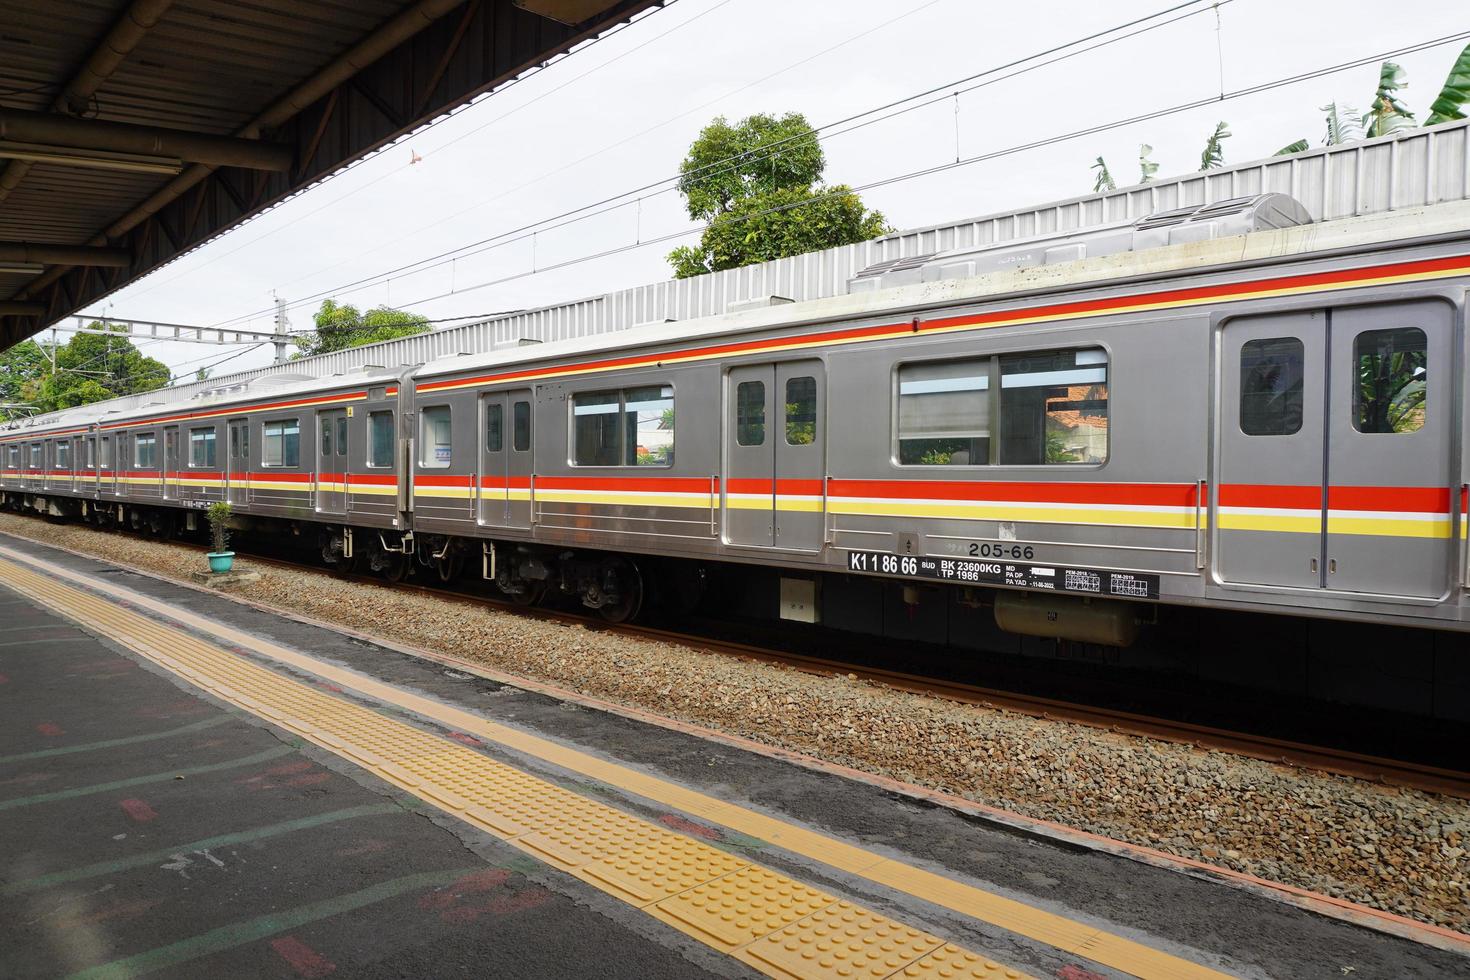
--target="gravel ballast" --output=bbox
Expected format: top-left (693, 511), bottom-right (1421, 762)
top-left (2, 512), bottom-right (1467, 935)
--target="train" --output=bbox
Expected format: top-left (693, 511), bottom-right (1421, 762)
top-left (4, 191), bottom-right (1470, 645)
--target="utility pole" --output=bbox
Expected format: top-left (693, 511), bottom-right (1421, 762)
top-left (271, 294), bottom-right (292, 364)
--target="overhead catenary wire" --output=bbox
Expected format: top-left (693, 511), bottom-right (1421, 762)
top-left (206, 0), bottom-right (1232, 329)
top-left (375, 28), bottom-right (1470, 316)
top-left (114, 0), bottom-right (727, 305)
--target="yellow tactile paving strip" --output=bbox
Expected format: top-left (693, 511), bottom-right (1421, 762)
top-left (0, 556), bottom-right (1028, 980)
top-left (0, 545), bottom-right (1237, 980)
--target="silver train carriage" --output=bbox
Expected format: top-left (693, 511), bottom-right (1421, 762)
top-left (4, 193), bottom-right (1470, 640)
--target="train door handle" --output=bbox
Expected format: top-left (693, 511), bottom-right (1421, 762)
top-left (1328, 559), bottom-right (1336, 574)
top-left (1310, 558), bottom-right (1318, 573)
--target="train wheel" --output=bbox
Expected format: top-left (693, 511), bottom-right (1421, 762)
top-left (506, 580), bottom-right (545, 606)
top-left (597, 558), bottom-right (643, 624)
top-left (380, 551), bottom-right (411, 583)
top-left (436, 552), bottom-right (464, 583)
top-left (331, 551), bottom-right (359, 578)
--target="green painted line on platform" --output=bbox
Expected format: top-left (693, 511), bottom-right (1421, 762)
top-left (67, 866), bottom-right (480, 980)
top-left (0, 744), bottom-right (293, 811)
top-left (1, 802), bottom-right (403, 896)
top-left (0, 716), bottom-right (233, 764)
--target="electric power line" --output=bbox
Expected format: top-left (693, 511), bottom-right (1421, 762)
top-left (207, 0), bottom-right (1229, 329)
top-left (374, 29), bottom-right (1470, 316)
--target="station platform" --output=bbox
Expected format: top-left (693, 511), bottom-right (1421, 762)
top-left (1, 532), bottom-right (1465, 980)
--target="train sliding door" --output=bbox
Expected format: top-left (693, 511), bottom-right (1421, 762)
top-left (723, 360), bottom-right (825, 552)
top-left (163, 426), bottom-right (181, 499)
top-left (316, 409), bottom-right (347, 516)
top-left (1213, 301), bottom-right (1453, 598)
top-left (227, 420), bottom-right (250, 506)
top-left (477, 389), bottom-right (533, 529)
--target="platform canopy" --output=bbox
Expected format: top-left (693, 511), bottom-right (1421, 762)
top-left (0, 0), bottom-right (664, 351)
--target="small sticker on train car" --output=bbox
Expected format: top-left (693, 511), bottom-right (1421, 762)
top-left (845, 550), bottom-right (1160, 600)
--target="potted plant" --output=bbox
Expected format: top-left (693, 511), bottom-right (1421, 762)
top-left (206, 500), bottom-right (234, 573)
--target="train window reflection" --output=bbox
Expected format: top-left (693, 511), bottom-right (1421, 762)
top-left (55, 441), bottom-right (71, 470)
top-left (485, 403), bottom-right (503, 453)
top-left (1240, 338), bottom-right (1304, 436)
top-left (736, 381), bottom-right (765, 446)
top-left (514, 401), bottom-right (531, 453)
top-left (998, 349), bottom-right (1108, 464)
top-left (785, 377), bottom-right (816, 446)
top-left (419, 406), bottom-right (452, 468)
top-left (367, 412), bottom-right (394, 468)
top-left (190, 427), bottom-right (217, 468)
top-left (262, 420), bottom-right (300, 467)
top-left (134, 432), bottom-right (158, 469)
top-left (898, 359), bottom-right (989, 464)
top-left (572, 386), bottom-right (673, 466)
top-left (1353, 328), bottom-right (1426, 434)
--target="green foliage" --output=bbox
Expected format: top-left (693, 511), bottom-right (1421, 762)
top-left (293, 300), bottom-right (430, 358)
top-left (674, 185), bottom-right (889, 278)
top-left (1274, 139), bottom-right (1310, 156)
top-left (1091, 156), bottom-right (1116, 193)
top-left (668, 112), bottom-right (888, 279)
top-left (1138, 144), bottom-right (1158, 183)
top-left (1320, 102), bottom-right (1362, 145)
top-left (1426, 42), bottom-right (1470, 125)
top-left (1362, 61), bottom-right (1415, 138)
top-left (0, 328), bottom-right (170, 418)
top-left (206, 500), bottom-right (233, 554)
top-left (1199, 122), bottom-right (1230, 171)
top-left (0, 340), bottom-right (48, 417)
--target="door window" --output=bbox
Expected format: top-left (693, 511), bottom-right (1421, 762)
top-left (513, 401), bottom-right (531, 453)
top-left (784, 377), bottom-right (816, 446)
top-left (320, 418), bottom-right (332, 457)
top-left (1352, 327), bottom-right (1426, 434)
top-left (336, 416), bottom-right (348, 456)
top-left (736, 381), bottom-right (765, 446)
top-left (1240, 338), bottom-right (1305, 436)
top-left (485, 403), bottom-right (503, 452)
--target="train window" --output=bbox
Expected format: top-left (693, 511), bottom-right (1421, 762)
top-left (785, 377), bottom-right (816, 446)
top-left (262, 420), bottom-right (300, 467)
top-left (368, 412), bottom-right (395, 468)
top-left (320, 418), bottom-right (332, 457)
top-left (86, 438), bottom-right (96, 469)
top-left (998, 349), bottom-right (1108, 464)
top-left (1240, 338), bottom-right (1304, 436)
top-left (29, 444), bottom-right (41, 469)
top-left (514, 401), bottom-right (531, 453)
top-left (336, 417), bottom-right (348, 456)
top-left (736, 381), bottom-right (765, 446)
top-left (898, 359), bottom-right (990, 464)
top-left (572, 386), bottom-right (673, 466)
top-left (99, 437), bottom-right (111, 467)
top-left (5, 446), bottom-right (16, 469)
top-left (485, 403), bottom-right (503, 452)
top-left (420, 405), bottom-right (452, 468)
top-left (1353, 327), bottom-right (1426, 434)
top-left (134, 433), bottom-right (158, 469)
top-left (55, 441), bottom-right (71, 470)
top-left (189, 428), bottom-right (217, 468)
top-left (573, 391), bottom-right (621, 465)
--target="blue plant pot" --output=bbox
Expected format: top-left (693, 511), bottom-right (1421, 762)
top-left (207, 551), bottom-right (235, 574)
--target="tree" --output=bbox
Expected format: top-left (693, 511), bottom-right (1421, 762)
top-left (1426, 43), bottom-right (1470, 125)
top-left (1199, 122), bottom-right (1230, 170)
top-left (1091, 157), bottom-right (1116, 193)
top-left (667, 112), bottom-right (889, 278)
top-left (28, 328), bottom-right (170, 414)
top-left (1362, 62), bottom-right (1414, 138)
top-left (293, 300), bottom-right (431, 358)
top-left (0, 340), bottom-right (48, 417)
top-left (1138, 144), bottom-right (1159, 183)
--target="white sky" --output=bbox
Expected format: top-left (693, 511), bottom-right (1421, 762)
top-left (56, 0), bottom-right (1470, 379)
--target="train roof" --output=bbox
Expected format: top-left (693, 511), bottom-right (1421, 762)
top-left (410, 196), bottom-right (1470, 385)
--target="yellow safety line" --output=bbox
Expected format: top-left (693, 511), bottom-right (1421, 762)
top-left (0, 555), bottom-right (1029, 980)
top-left (0, 545), bottom-right (1233, 980)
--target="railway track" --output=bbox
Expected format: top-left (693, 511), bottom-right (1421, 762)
top-left (243, 551), bottom-right (1470, 802)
